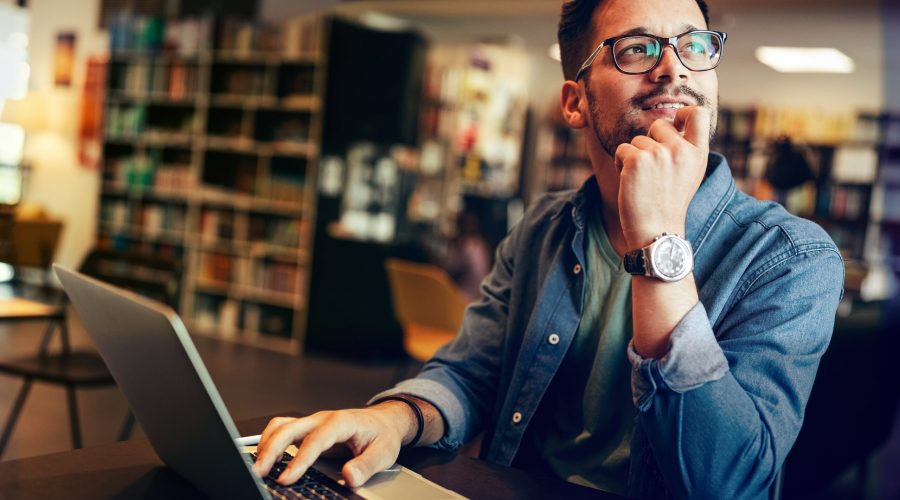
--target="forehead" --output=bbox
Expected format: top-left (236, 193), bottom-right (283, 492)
top-left (592, 0), bottom-right (707, 40)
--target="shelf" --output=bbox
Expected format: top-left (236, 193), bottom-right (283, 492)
top-left (102, 15), bottom-right (324, 356)
top-left (102, 183), bottom-right (192, 202)
top-left (193, 280), bottom-right (300, 309)
top-left (211, 50), bottom-right (321, 65)
top-left (241, 287), bottom-right (299, 308)
top-left (195, 279), bottom-right (232, 295)
top-left (110, 50), bottom-right (201, 63)
top-left (203, 139), bottom-right (317, 159)
top-left (199, 189), bottom-right (306, 214)
top-left (105, 131), bottom-right (195, 148)
top-left (108, 91), bottom-right (198, 106)
top-left (189, 324), bottom-right (300, 355)
top-left (209, 94), bottom-right (278, 108)
top-left (192, 238), bottom-right (307, 261)
top-left (99, 223), bottom-right (185, 244)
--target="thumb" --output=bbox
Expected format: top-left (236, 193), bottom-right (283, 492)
top-left (674, 106), bottom-right (711, 149)
top-left (342, 440), bottom-right (399, 488)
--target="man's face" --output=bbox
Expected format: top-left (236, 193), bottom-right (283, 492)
top-left (581, 0), bottom-right (719, 159)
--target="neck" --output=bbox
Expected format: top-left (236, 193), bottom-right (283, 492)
top-left (592, 154), bottom-right (632, 257)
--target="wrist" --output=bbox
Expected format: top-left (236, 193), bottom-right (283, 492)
top-left (623, 224), bottom-right (686, 250)
top-left (370, 396), bottom-right (424, 447)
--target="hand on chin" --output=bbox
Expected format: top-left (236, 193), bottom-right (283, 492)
top-left (613, 106), bottom-right (711, 249)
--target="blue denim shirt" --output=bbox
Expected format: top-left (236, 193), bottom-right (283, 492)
top-left (373, 153), bottom-right (845, 499)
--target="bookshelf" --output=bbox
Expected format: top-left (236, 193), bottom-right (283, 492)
top-left (98, 14), bottom-right (326, 353)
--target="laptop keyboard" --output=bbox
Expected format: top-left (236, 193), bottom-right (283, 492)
top-left (249, 452), bottom-right (357, 500)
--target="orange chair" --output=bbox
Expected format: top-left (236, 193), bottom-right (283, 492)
top-left (384, 258), bottom-right (468, 364)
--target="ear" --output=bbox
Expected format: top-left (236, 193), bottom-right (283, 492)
top-left (560, 80), bottom-right (588, 129)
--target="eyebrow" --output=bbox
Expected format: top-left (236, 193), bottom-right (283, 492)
top-left (611, 24), bottom-right (701, 39)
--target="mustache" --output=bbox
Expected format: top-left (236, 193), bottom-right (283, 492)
top-left (630, 85), bottom-right (709, 109)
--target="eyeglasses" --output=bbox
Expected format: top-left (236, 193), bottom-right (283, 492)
top-left (574, 30), bottom-right (727, 80)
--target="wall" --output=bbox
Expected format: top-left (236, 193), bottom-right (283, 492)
top-left (7, 0), bottom-right (106, 269)
top-left (716, 7), bottom-right (883, 112)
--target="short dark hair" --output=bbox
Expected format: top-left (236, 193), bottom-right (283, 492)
top-left (558, 0), bottom-right (711, 81)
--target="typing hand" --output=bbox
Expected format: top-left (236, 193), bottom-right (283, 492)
top-left (614, 106), bottom-right (710, 249)
top-left (252, 403), bottom-right (413, 488)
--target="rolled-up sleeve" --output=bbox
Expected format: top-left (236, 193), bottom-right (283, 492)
top-left (628, 245), bottom-right (844, 499)
top-left (627, 302), bottom-right (729, 411)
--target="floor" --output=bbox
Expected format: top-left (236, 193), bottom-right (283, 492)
top-left (0, 308), bottom-right (400, 461)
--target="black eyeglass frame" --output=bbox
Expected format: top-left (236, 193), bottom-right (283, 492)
top-left (573, 29), bottom-right (728, 81)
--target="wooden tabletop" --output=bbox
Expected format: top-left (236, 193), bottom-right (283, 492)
top-left (0, 415), bottom-right (624, 499)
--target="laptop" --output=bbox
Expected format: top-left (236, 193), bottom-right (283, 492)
top-left (54, 265), bottom-right (465, 500)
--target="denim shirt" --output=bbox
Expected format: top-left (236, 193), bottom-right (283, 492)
top-left (372, 153), bottom-right (845, 499)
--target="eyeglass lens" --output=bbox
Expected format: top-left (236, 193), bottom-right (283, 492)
top-left (613, 32), bottom-right (722, 74)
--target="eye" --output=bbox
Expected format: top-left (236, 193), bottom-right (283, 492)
top-left (616, 40), bottom-right (657, 61)
top-left (680, 41), bottom-right (708, 55)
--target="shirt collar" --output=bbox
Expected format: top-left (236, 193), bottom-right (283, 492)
top-left (554, 152), bottom-right (736, 250)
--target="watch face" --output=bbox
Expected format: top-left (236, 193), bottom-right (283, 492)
top-left (651, 236), bottom-right (691, 279)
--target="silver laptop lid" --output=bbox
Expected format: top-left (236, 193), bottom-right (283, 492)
top-left (54, 264), bottom-right (269, 500)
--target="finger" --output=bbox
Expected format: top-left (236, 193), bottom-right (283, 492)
top-left (252, 417), bottom-right (294, 476)
top-left (342, 440), bottom-right (400, 488)
top-left (629, 135), bottom-right (660, 151)
top-left (674, 106), bottom-right (711, 148)
top-left (646, 118), bottom-right (682, 145)
top-left (615, 142), bottom-right (641, 173)
top-left (258, 417), bottom-right (292, 452)
top-left (278, 420), bottom-right (355, 485)
top-left (255, 416), bottom-right (323, 477)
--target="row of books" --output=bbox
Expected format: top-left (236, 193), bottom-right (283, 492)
top-left (107, 154), bottom-right (194, 192)
top-left (753, 107), bottom-right (877, 145)
top-left (249, 217), bottom-right (303, 248)
top-left (269, 172), bottom-right (306, 203)
top-left (109, 14), bottom-right (214, 55)
top-left (782, 183), bottom-right (869, 222)
top-left (111, 61), bottom-right (199, 98)
top-left (101, 200), bottom-right (186, 236)
top-left (251, 260), bottom-right (302, 295)
top-left (198, 252), bottom-right (302, 294)
top-left (106, 105), bottom-right (146, 137)
top-left (108, 12), bottom-right (321, 57)
top-left (193, 295), bottom-right (294, 338)
top-left (200, 210), bottom-right (236, 241)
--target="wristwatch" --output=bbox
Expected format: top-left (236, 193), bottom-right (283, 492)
top-left (623, 233), bottom-right (694, 282)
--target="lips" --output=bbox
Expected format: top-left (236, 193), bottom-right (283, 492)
top-left (640, 97), bottom-right (696, 111)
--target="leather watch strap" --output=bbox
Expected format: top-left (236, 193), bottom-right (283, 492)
top-left (623, 248), bottom-right (646, 275)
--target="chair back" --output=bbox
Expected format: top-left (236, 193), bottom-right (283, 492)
top-left (384, 258), bottom-right (468, 333)
top-left (79, 248), bottom-right (182, 310)
top-left (11, 219), bottom-right (63, 269)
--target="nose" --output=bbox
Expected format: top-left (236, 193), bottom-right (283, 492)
top-left (649, 45), bottom-right (689, 83)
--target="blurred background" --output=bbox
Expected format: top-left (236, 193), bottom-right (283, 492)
top-left (0, 1), bottom-right (897, 498)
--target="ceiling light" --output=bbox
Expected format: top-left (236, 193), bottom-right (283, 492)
top-left (548, 43), bottom-right (561, 62)
top-left (755, 46), bottom-right (854, 74)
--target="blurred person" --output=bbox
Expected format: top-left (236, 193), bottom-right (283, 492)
top-left (254, 0), bottom-right (844, 498)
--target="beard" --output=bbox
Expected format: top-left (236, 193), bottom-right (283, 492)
top-left (585, 83), bottom-right (718, 158)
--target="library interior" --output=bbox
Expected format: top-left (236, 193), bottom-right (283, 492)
top-left (0, 0), bottom-right (898, 499)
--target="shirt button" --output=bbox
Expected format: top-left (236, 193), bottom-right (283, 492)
top-left (511, 411), bottom-right (523, 424)
top-left (573, 264), bottom-right (582, 275)
top-left (548, 333), bottom-right (560, 345)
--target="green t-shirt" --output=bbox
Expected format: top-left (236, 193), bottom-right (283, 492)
top-left (515, 210), bottom-right (635, 495)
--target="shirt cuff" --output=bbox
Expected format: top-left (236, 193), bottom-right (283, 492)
top-left (627, 301), bottom-right (730, 411)
top-left (368, 377), bottom-right (467, 452)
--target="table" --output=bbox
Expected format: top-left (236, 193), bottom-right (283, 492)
top-left (0, 415), bottom-right (624, 499)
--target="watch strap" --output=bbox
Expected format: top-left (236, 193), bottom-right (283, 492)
top-left (623, 248), bottom-right (647, 276)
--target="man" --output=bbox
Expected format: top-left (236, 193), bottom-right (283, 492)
top-left (254, 0), bottom-right (844, 498)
